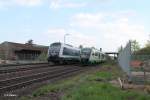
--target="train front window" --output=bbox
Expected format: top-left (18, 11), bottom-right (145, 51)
top-left (49, 43), bottom-right (61, 53)
top-left (81, 49), bottom-right (91, 56)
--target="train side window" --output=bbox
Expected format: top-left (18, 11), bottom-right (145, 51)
top-left (63, 47), bottom-right (79, 56)
top-left (102, 54), bottom-right (104, 59)
top-left (95, 52), bottom-right (98, 56)
top-left (74, 51), bottom-right (80, 56)
top-left (92, 53), bottom-right (95, 56)
top-left (99, 53), bottom-right (101, 58)
top-left (63, 47), bottom-right (69, 55)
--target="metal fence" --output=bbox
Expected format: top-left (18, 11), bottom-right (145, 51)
top-left (131, 55), bottom-right (150, 84)
top-left (118, 41), bottom-right (131, 77)
top-left (118, 41), bottom-right (150, 84)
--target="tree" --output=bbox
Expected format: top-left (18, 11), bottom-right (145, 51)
top-left (26, 39), bottom-right (33, 45)
top-left (118, 45), bottom-right (123, 53)
top-left (136, 38), bottom-right (150, 54)
top-left (135, 36), bottom-right (150, 54)
top-left (145, 34), bottom-right (150, 47)
top-left (130, 40), bottom-right (140, 53)
top-left (145, 40), bottom-right (150, 47)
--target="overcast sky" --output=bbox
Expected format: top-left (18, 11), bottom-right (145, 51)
top-left (0, 0), bottom-right (149, 52)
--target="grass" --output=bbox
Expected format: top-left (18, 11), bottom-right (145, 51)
top-left (32, 73), bottom-right (88, 97)
top-left (62, 81), bottom-right (150, 100)
top-left (22, 63), bottom-right (150, 100)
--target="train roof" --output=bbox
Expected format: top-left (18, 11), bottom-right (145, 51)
top-left (82, 47), bottom-right (100, 51)
top-left (51, 42), bottom-right (72, 46)
top-left (82, 47), bottom-right (106, 54)
top-left (50, 42), bottom-right (79, 50)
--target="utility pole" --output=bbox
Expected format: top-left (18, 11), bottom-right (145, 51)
top-left (64, 34), bottom-right (70, 44)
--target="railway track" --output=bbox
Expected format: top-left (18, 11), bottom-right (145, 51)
top-left (0, 65), bottom-right (65, 80)
top-left (0, 64), bottom-right (84, 95)
top-left (0, 62), bottom-right (47, 67)
top-left (0, 63), bottom-right (52, 74)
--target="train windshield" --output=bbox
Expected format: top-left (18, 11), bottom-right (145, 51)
top-left (49, 43), bottom-right (61, 53)
top-left (81, 48), bottom-right (91, 55)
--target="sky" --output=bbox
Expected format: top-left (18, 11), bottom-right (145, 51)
top-left (0, 0), bottom-right (150, 52)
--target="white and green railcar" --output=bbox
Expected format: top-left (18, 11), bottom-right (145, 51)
top-left (81, 47), bottom-right (106, 64)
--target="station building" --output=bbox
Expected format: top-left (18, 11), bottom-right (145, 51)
top-left (0, 41), bottom-right (48, 60)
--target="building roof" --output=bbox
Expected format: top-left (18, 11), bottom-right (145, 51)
top-left (0, 41), bottom-right (48, 52)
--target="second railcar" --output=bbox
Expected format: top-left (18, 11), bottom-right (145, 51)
top-left (81, 47), bottom-right (106, 64)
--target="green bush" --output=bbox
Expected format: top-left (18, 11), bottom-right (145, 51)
top-left (36, 53), bottom-right (47, 61)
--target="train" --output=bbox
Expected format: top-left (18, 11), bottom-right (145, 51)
top-left (81, 47), bottom-right (106, 64)
top-left (47, 42), bottom-right (81, 64)
top-left (47, 42), bottom-right (106, 64)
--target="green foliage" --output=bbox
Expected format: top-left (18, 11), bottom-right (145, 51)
top-left (145, 40), bottom-right (150, 47)
top-left (118, 45), bottom-right (123, 53)
top-left (63, 82), bottom-right (140, 100)
top-left (136, 40), bottom-right (150, 54)
top-left (87, 72), bottom-right (112, 81)
top-left (130, 40), bottom-right (140, 53)
top-left (136, 48), bottom-right (150, 54)
top-left (33, 81), bottom-right (74, 97)
top-left (32, 74), bottom-right (86, 97)
top-left (36, 52), bottom-right (47, 61)
top-left (0, 53), bottom-right (5, 60)
top-left (63, 77), bottom-right (150, 100)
